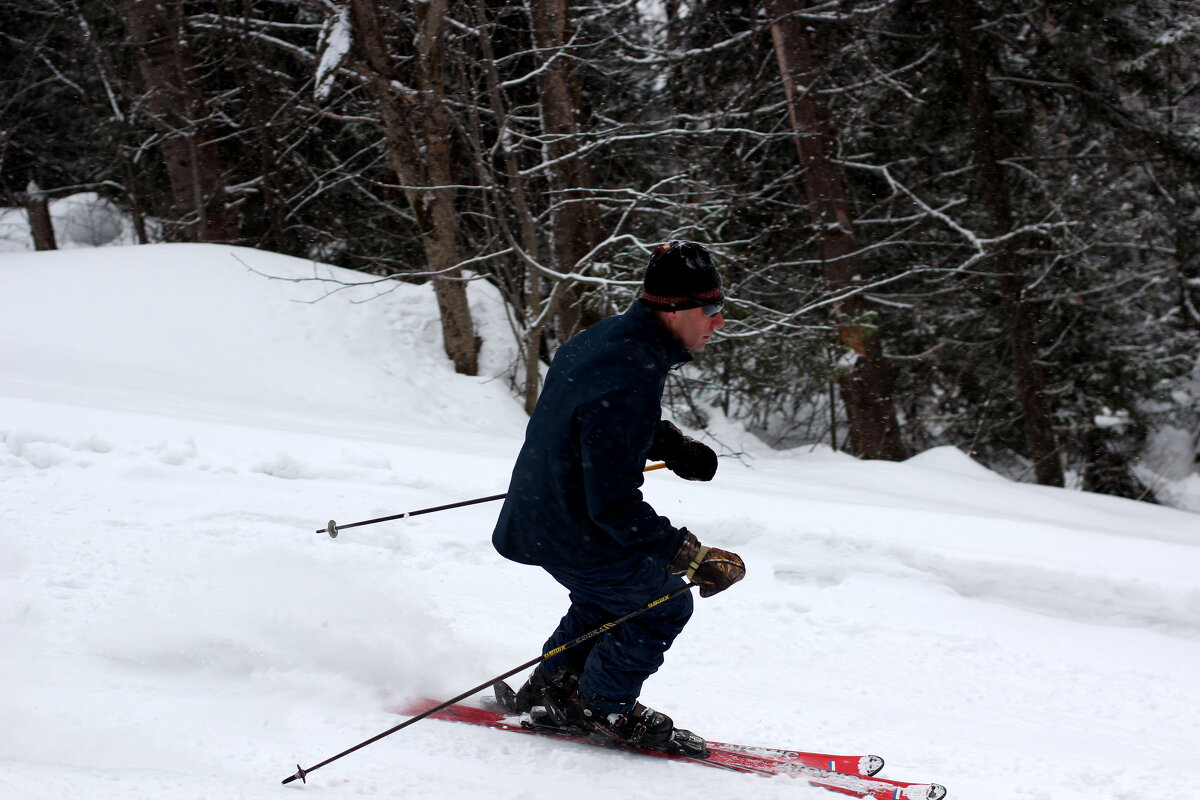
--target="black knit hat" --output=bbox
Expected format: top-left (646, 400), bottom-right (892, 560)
top-left (639, 241), bottom-right (724, 312)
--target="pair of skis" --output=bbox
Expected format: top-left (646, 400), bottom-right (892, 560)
top-left (397, 682), bottom-right (947, 800)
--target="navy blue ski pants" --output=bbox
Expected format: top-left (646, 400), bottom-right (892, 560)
top-left (540, 551), bottom-right (693, 715)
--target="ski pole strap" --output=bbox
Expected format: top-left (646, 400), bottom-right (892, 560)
top-left (683, 546), bottom-right (712, 582)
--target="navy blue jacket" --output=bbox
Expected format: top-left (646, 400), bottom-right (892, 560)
top-left (492, 302), bottom-right (690, 570)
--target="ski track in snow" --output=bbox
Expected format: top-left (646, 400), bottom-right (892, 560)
top-left (2, 244), bottom-right (1199, 800)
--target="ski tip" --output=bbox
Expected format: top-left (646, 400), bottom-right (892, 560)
top-left (863, 754), bottom-right (885, 776)
top-left (927, 783), bottom-right (948, 800)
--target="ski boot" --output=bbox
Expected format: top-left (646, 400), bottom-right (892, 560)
top-left (567, 695), bottom-right (709, 758)
top-left (495, 664), bottom-right (580, 723)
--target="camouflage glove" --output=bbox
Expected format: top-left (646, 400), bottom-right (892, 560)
top-left (649, 421), bottom-right (718, 481)
top-left (668, 529), bottom-right (745, 598)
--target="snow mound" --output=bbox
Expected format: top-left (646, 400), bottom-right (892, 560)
top-left (0, 243), bottom-right (526, 440)
top-left (904, 445), bottom-right (1007, 480)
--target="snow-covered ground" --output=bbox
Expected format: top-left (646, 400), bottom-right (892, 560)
top-left (0, 193), bottom-right (139, 253)
top-left (3, 241), bottom-right (1199, 800)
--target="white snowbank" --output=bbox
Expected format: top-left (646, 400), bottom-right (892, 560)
top-left (0, 192), bottom-right (136, 251)
top-left (2, 243), bottom-right (1199, 800)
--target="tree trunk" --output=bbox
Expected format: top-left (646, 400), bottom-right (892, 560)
top-left (1177, 210), bottom-right (1200, 333)
top-left (233, 1), bottom-right (288, 253)
top-left (120, 0), bottom-right (237, 242)
top-left (1162, 164), bottom-right (1200, 333)
top-left (945, 0), bottom-right (1064, 487)
top-left (764, 0), bottom-right (907, 461)
top-left (25, 181), bottom-right (57, 251)
top-left (346, 0), bottom-right (478, 376)
top-left (468, 0), bottom-right (546, 411)
top-left (527, 0), bottom-right (599, 343)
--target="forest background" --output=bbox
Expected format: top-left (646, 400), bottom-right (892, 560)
top-left (3, 0), bottom-right (1199, 505)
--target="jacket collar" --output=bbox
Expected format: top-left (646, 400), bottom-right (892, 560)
top-left (624, 300), bottom-right (692, 369)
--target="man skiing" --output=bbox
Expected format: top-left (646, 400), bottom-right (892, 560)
top-left (492, 240), bottom-right (746, 757)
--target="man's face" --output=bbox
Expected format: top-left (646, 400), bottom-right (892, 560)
top-left (664, 306), bottom-right (725, 351)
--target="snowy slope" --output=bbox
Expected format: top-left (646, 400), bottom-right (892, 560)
top-left (2, 244), bottom-right (1198, 800)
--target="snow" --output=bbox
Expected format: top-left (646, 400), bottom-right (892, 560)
top-left (314, 5), bottom-right (352, 103)
top-left (2, 241), bottom-right (1199, 800)
top-left (0, 193), bottom-right (137, 252)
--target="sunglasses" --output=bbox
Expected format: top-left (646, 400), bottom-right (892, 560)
top-left (701, 302), bottom-right (724, 317)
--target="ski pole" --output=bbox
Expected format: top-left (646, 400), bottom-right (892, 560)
top-left (280, 580), bottom-right (696, 785)
top-left (320, 462), bottom-right (669, 538)
top-left (320, 493), bottom-right (505, 538)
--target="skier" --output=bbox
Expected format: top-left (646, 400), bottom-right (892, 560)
top-left (492, 240), bottom-right (746, 757)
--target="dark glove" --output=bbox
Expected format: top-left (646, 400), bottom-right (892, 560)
top-left (668, 529), bottom-right (745, 598)
top-left (648, 421), bottom-right (718, 481)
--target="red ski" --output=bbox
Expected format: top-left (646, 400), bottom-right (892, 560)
top-left (710, 741), bottom-right (883, 777)
top-left (397, 698), bottom-right (947, 800)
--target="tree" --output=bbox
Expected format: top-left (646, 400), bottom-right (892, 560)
top-left (526, 0), bottom-right (600, 342)
top-left (24, 181), bottom-right (57, 250)
top-left (317, 0), bottom-right (478, 375)
top-left (941, 0), bottom-right (1064, 487)
top-left (763, 0), bottom-right (907, 461)
top-left (6, 0), bottom-right (1196, 501)
top-left (852, 0), bottom-right (1197, 491)
top-left (119, 0), bottom-right (238, 242)
top-left (1, 0), bottom-right (151, 241)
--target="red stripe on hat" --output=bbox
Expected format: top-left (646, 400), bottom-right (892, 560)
top-left (642, 286), bottom-right (723, 305)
